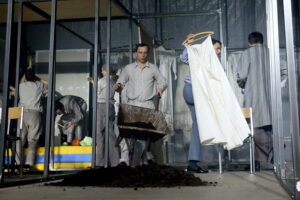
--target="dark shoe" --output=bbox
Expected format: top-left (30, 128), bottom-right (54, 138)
top-left (27, 166), bottom-right (40, 173)
top-left (187, 166), bottom-right (208, 173)
top-left (117, 162), bottom-right (128, 167)
top-left (147, 159), bottom-right (155, 165)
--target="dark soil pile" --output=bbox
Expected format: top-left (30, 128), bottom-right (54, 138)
top-left (49, 164), bottom-right (215, 187)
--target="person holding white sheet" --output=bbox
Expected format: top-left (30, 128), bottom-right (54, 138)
top-left (180, 34), bottom-right (222, 173)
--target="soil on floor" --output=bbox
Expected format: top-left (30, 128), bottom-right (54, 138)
top-left (49, 164), bottom-right (216, 188)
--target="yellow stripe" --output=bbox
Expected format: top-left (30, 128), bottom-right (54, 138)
top-left (5, 146), bottom-right (92, 160)
top-left (4, 149), bottom-right (12, 156)
top-left (4, 163), bottom-right (91, 172)
top-left (35, 162), bottom-right (92, 171)
top-left (25, 146), bottom-right (92, 155)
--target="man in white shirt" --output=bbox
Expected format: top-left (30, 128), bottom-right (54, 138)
top-left (95, 67), bottom-right (119, 167)
top-left (113, 43), bottom-right (167, 165)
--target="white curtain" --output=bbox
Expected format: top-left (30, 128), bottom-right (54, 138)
top-left (156, 46), bottom-right (177, 130)
top-left (227, 52), bottom-right (244, 106)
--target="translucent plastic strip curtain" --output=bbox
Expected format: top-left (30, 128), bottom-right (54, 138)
top-left (13, 1), bottom-right (23, 107)
top-left (266, 0), bottom-right (284, 188)
top-left (43, 0), bottom-right (57, 178)
top-left (0, 0), bottom-right (14, 183)
top-left (266, 0), bottom-right (285, 177)
top-left (105, 0), bottom-right (112, 168)
top-left (218, 0), bottom-right (227, 174)
top-left (283, 0), bottom-right (300, 198)
top-left (91, 0), bottom-right (100, 168)
top-left (269, 0), bottom-right (286, 174)
top-left (128, 0), bottom-right (133, 63)
top-left (14, 0), bottom-right (24, 176)
top-left (219, 0), bottom-right (227, 71)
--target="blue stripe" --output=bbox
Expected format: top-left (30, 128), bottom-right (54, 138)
top-left (5, 154), bottom-right (92, 164)
top-left (4, 157), bottom-right (12, 164)
top-left (34, 154), bottom-right (92, 164)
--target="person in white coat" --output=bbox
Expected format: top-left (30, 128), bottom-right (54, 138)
top-left (16, 68), bottom-right (48, 170)
top-left (55, 95), bottom-right (87, 145)
top-left (94, 66), bottom-right (119, 167)
top-left (237, 32), bottom-right (288, 170)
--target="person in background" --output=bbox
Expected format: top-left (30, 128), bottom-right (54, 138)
top-left (90, 65), bottom-right (119, 167)
top-left (16, 68), bottom-right (48, 170)
top-left (55, 95), bottom-right (87, 145)
top-left (237, 32), bottom-right (287, 170)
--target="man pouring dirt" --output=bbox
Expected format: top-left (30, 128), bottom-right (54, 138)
top-left (113, 43), bottom-right (167, 165)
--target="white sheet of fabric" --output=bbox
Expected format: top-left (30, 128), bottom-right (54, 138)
top-left (156, 46), bottom-right (177, 130)
top-left (186, 36), bottom-right (250, 150)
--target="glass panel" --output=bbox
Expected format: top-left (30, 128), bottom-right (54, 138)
top-left (275, 0), bottom-right (298, 196)
top-left (34, 21), bottom-right (92, 170)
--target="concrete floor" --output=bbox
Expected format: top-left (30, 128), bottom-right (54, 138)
top-left (0, 171), bottom-right (291, 200)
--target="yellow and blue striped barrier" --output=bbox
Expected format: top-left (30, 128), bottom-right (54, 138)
top-left (5, 146), bottom-right (93, 171)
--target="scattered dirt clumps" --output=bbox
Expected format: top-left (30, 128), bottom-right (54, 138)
top-left (50, 164), bottom-right (216, 187)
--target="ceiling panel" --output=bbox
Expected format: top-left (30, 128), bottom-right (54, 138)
top-left (0, 0), bottom-right (128, 23)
